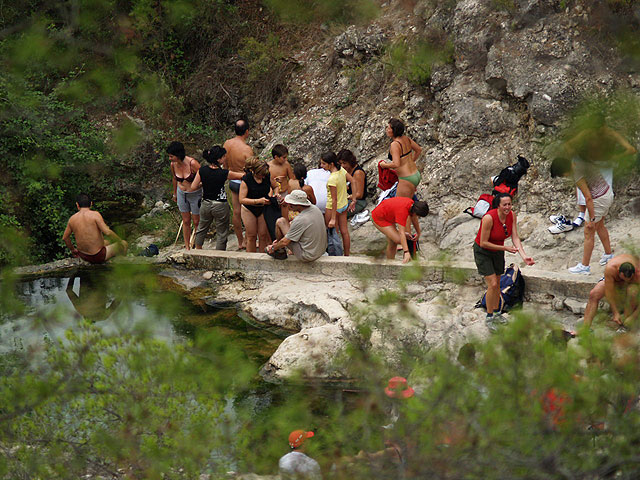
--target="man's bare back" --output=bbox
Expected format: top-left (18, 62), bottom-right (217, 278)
top-left (604, 254), bottom-right (640, 284)
top-left (584, 253), bottom-right (640, 328)
top-left (223, 137), bottom-right (253, 172)
top-left (62, 197), bottom-right (127, 263)
top-left (66, 210), bottom-right (111, 255)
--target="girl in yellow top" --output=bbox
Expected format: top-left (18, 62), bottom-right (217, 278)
top-left (320, 151), bottom-right (353, 256)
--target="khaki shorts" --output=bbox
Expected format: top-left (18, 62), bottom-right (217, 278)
top-left (589, 188), bottom-right (613, 223)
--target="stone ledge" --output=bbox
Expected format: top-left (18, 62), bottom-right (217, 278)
top-left (183, 250), bottom-right (595, 300)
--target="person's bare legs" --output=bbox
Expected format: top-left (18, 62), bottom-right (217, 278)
top-left (581, 220), bottom-right (598, 266)
top-left (595, 220), bottom-right (612, 255)
top-left (180, 212), bottom-right (192, 250)
top-left (373, 222), bottom-right (401, 259)
top-left (584, 280), bottom-right (606, 328)
top-left (231, 190), bottom-right (245, 249)
top-left (257, 215), bottom-right (270, 253)
top-left (104, 240), bottom-right (128, 261)
top-left (240, 207), bottom-right (258, 253)
top-left (484, 274), bottom-right (500, 315)
top-left (191, 214), bottom-right (200, 249)
top-left (337, 210), bottom-right (350, 256)
top-left (275, 217), bottom-right (290, 241)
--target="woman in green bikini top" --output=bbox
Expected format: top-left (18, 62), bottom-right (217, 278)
top-left (380, 118), bottom-right (423, 198)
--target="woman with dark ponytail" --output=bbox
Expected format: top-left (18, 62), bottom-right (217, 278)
top-left (188, 146), bottom-right (243, 250)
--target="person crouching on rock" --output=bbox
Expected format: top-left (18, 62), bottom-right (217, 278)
top-left (473, 193), bottom-right (534, 329)
top-left (62, 193), bottom-right (128, 264)
top-left (371, 197), bottom-right (429, 263)
top-left (279, 429), bottom-right (322, 480)
top-left (267, 190), bottom-right (327, 262)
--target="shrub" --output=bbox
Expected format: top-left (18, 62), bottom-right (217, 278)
top-left (387, 36), bottom-right (454, 86)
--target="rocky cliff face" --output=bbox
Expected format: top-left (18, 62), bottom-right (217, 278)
top-left (247, 0), bottom-right (639, 220)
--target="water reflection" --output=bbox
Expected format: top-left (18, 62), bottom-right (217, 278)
top-left (66, 270), bottom-right (121, 322)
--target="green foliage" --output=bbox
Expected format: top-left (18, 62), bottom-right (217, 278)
top-left (491, 0), bottom-right (516, 11)
top-left (240, 34), bottom-right (285, 83)
top-left (549, 91), bottom-right (640, 178)
top-left (264, 0), bottom-right (379, 24)
top-left (386, 36), bottom-right (454, 86)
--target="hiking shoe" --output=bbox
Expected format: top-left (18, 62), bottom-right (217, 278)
top-left (549, 214), bottom-right (568, 224)
top-left (599, 253), bottom-right (614, 266)
top-left (493, 312), bottom-right (508, 325)
top-left (615, 325), bottom-right (629, 334)
top-left (548, 220), bottom-right (573, 234)
top-left (572, 216), bottom-right (585, 227)
top-left (485, 318), bottom-right (498, 333)
top-left (568, 263), bottom-right (591, 275)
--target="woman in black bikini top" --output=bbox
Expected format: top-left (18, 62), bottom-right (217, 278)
top-left (168, 141), bottom-right (202, 250)
top-left (239, 157), bottom-right (274, 253)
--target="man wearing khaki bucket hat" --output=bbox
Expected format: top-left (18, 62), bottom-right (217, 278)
top-left (266, 190), bottom-right (327, 262)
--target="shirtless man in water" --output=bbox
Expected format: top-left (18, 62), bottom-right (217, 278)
top-left (223, 120), bottom-right (254, 250)
top-left (62, 194), bottom-right (128, 264)
top-left (584, 253), bottom-right (640, 329)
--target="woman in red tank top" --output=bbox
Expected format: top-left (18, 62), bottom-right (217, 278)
top-left (473, 193), bottom-right (535, 328)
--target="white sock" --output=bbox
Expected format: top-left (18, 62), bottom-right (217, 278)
top-left (577, 212), bottom-right (585, 219)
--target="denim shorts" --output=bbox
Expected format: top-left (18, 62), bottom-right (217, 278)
top-left (177, 188), bottom-right (202, 214)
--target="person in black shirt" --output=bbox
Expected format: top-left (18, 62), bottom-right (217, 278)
top-left (337, 149), bottom-right (368, 217)
top-left (189, 146), bottom-right (243, 250)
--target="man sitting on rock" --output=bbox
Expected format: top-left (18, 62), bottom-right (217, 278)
top-left (62, 193), bottom-right (128, 264)
top-left (584, 253), bottom-right (640, 330)
top-left (266, 190), bottom-right (327, 262)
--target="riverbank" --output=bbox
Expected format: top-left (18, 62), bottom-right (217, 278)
top-left (13, 248), bottom-right (595, 383)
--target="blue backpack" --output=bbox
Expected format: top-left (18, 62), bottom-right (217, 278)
top-left (476, 264), bottom-right (525, 312)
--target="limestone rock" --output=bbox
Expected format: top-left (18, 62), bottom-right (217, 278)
top-left (261, 323), bottom-right (347, 381)
top-left (452, 0), bottom-right (499, 71)
top-left (202, 271), bottom-right (214, 280)
top-left (244, 278), bottom-right (363, 331)
top-left (334, 25), bottom-right (386, 60)
top-left (552, 297), bottom-right (565, 311)
top-left (484, 19), bottom-right (617, 125)
top-left (564, 298), bottom-right (587, 315)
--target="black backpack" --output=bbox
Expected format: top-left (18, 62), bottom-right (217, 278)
top-left (492, 155), bottom-right (530, 197)
top-left (476, 264), bottom-right (525, 313)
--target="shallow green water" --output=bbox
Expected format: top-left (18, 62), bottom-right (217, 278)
top-left (10, 268), bottom-right (283, 364)
top-left (7, 267), bottom-right (376, 474)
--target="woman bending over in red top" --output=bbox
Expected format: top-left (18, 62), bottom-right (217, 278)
top-left (372, 197), bottom-right (429, 264)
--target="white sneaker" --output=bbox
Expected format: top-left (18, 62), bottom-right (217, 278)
top-left (572, 216), bottom-right (585, 227)
top-left (548, 221), bottom-right (573, 234)
top-left (549, 214), bottom-right (567, 224)
top-left (599, 253), bottom-right (614, 266)
top-left (569, 263), bottom-right (591, 275)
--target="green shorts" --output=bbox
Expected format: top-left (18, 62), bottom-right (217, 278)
top-left (473, 243), bottom-right (505, 277)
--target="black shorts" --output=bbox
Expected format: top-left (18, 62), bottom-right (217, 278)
top-left (473, 242), bottom-right (505, 277)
